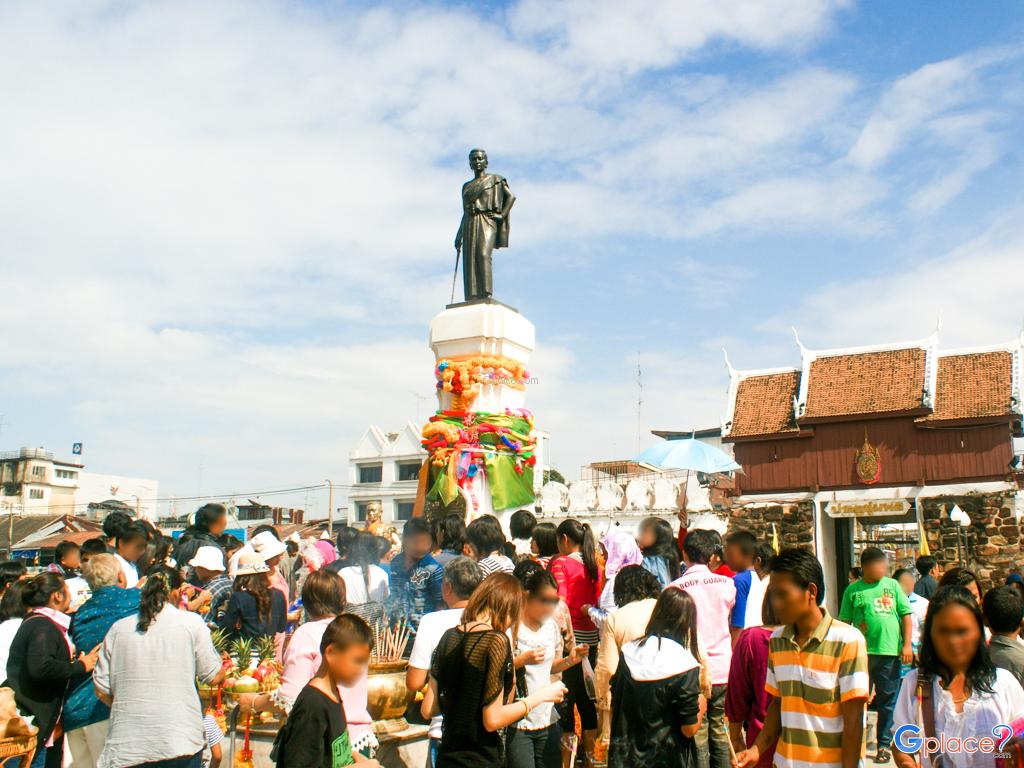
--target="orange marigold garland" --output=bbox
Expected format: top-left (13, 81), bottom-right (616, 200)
top-left (435, 356), bottom-right (530, 411)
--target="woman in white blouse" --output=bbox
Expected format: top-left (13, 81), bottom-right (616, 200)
top-left (893, 586), bottom-right (1024, 768)
top-left (329, 532), bottom-right (389, 624)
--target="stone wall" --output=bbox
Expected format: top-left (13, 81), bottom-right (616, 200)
top-left (726, 500), bottom-right (815, 550)
top-left (920, 492), bottom-right (1021, 591)
top-left (722, 492), bottom-right (1022, 592)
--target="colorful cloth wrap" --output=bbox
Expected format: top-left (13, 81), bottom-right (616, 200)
top-left (422, 409), bottom-right (536, 510)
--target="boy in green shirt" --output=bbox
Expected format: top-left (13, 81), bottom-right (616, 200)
top-left (838, 547), bottom-right (913, 764)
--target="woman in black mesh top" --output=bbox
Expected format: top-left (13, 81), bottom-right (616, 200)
top-left (423, 573), bottom-right (566, 768)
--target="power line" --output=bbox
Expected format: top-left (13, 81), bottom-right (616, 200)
top-left (15, 481), bottom-right (363, 516)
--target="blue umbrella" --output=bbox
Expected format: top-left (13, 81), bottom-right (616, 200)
top-left (636, 438), bottom-right (741, 474)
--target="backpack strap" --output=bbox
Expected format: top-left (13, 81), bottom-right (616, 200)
top-left (918, 671), bottom-right (936, 740)
top-left (916, 671), bottom-right (942, 767)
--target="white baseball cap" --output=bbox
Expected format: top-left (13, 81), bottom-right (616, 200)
top-left (188, 546), bottom-right (225, 573)
top-left (250, 530), bottom-right (287, 560)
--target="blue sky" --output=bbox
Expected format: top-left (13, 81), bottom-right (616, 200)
top-left (1, 0), bottom-right (1022, 516)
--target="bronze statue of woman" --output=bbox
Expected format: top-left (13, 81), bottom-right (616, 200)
top-left (454, 149), bottom-right (516, 301)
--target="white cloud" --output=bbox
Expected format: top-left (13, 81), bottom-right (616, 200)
top-left (845, 48), bottom-right (1020, 214)
top-left (776, 210), bottom-right (1024, 350)
top-left (0, 1), bottom-right (1021, 502)
top-left (511, 0), bottom-right (849, 71)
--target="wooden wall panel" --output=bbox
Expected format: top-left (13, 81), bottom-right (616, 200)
top-left (734, 417), bottom-right (1013, 493)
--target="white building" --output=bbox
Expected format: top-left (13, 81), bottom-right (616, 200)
top-left (0, 447), bottom-right (159, 520)
top-left (0, 448), bottom-right (81, 515)
top-left (347, 424), bottom-right (427, 525)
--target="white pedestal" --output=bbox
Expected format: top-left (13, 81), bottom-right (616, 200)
top-left (429, 302), bottom-right (534, 363)
top-left (427, 302), bottom-right (536, 517)
top-left (429, 302), bottom-right (535, 414)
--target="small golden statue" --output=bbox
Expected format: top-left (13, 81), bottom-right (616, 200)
top-left (364, 501), bottom-right (401, 560)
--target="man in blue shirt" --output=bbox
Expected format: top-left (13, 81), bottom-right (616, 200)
top-left (388, 518), bottom-right (445, 633)
top-left (724, 530), bottom-right (759, 643)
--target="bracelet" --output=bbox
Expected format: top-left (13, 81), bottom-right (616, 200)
top-left (518, 698), bottom-right (531, 718)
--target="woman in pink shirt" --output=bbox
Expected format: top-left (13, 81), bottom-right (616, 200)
top-left (238, 570), bottom-right (376, 757)
top-left (550, 519), bottom-right (600, 768)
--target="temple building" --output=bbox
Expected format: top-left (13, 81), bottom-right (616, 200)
top-left (721, 329), bottom-right (1024, 612)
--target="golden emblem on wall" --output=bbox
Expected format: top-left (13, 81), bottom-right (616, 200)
top-left (854, 432), bottom-right (881, 485)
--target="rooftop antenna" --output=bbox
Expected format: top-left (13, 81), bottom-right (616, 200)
top-left (635, 354), bottom-right (644, 456)
top-left (409, 391), bottom-right (428, 422)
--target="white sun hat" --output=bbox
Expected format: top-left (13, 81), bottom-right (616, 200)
top-left (188, 546), bottom-right (225, 573)
top-left (250, 530), bottom-right (287, 560)
top-left (232, 549), bottom-right (270, 577)
top-left (228, 544), bottom-right (256, 577)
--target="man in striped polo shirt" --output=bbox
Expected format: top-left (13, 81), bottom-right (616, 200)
top-left (735, 548), bottom-right (869, 768)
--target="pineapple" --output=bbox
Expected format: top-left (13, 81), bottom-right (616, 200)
top-left (232, 636), bottom-right (254, 671)
top-left (210, 628), bottom-right (230, 655)
top-left (254, 635), bottom-right (276, 666)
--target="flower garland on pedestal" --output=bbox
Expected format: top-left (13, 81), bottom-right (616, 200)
top-left (421, 409), bottom-right (537, 512)
top-left (435, 356), bottom-right (530, 411)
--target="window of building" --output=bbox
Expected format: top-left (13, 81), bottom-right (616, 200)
top-left (397, 462), bottom-right (421, 482)
top-left (29, 489), bottom-right (44, 499)
top-left (396, 501), bottom-right (415, 521)
top-left (55, 469), bottom-right (78, 480)
top-left (358, 464), bottom-right (383, 484)
top-left (355, 501), bottom-right (381, 522)
top-left (30, 466), bottom-right (45, 478)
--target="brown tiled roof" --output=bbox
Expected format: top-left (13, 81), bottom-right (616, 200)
top-left (729, 371), bottom-right (800, 438)
top-left (920, 351), bottom-right (1014, 422)
top-left (802, 348), bottom-right (926, 419)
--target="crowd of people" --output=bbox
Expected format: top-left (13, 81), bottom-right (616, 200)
top-left (1, 505), bottom-right (1023, 768)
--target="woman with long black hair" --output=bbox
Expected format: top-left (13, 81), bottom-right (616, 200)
top-left (531, 523), bottom-right (559, 569)
top-left (608, 588), bottom-right (706, 768)
top-left (550, 519), bottom-right (600, 768)
top-left (332, 531), bottom-right (390, 624)
top-left (5, 573), bottom-right (99, 768)
top-left (637, 517), bottom-right (681, 587)
top-left (219, 551), bottom-right (287, 640)
top-left (95, 564), bottom-right (224, 768)
top-left (892, 585), bottom-right (1024, 768)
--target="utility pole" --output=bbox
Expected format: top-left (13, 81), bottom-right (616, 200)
top-left (325, 479), bottom-right (334, 540)
top-left (2, 501), bottom-right (12, 559)
top-left (635, 354), bottom-right (644, 456)
top-left (409, 391), bottom-right (427, 423)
